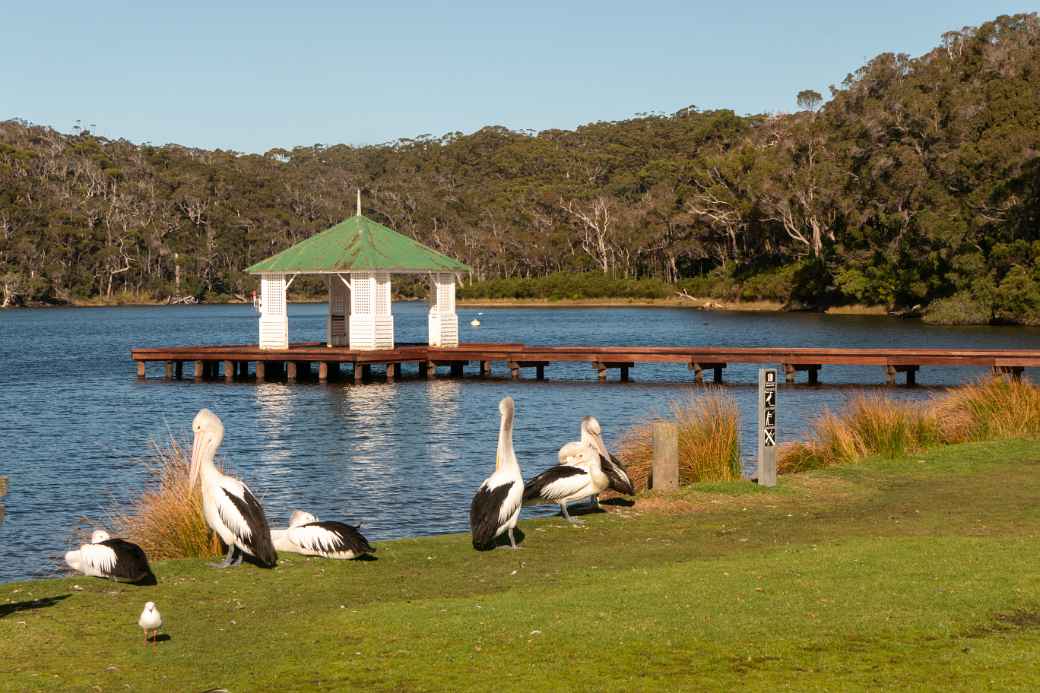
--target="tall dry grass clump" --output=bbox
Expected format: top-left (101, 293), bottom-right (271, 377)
top-left (618, 389), bottom-right (741, 490)
top-left (111, 437), bottom-right (221, 559)
top-left (780, 376), bottom-right (1040, 473)
top-left (933, 377), bottom-right (1040, 442)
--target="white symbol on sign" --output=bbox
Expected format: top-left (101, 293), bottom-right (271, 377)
top-left (764, 428), bottom-right (775, 446)
top-left (765, 410), bottom-right (775, 426)
top-left (766, 371), bottom-right (775, 383)
top-left (765, 391), bottom-right (775, 407)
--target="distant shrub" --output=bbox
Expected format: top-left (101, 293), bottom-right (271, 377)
top-left (459, 272), bottom-right (670, 300)
top-left (923, 292), bottom-right (992, 325)
top-left (993, 265), bottom-right (1040, 325)
top-left (617, 390), bottom-right (741, 490)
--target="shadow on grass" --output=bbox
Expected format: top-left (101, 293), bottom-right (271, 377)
top-left (600, 497), bottom-right (635, 507)
top-left (474, 527), bottom-right (527, 551)
top-left (0, 594), bottom-right (71, 619)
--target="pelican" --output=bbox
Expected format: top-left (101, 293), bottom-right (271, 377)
top-left (138, 601), bottom-right (163, 645)
top-left (524, 445), bottom-right (607, 524)
top-left (64, 529), bottom-right (156, 585)
top-left (470, 396), bottom-right (524, 550)
top-left (558, 416), bottom-right (636, 502)
top-left (271, 511), bottom-right (375, 559)
top-left (189, 408), bottom-right (277, 568)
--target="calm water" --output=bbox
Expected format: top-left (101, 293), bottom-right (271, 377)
top-left (0, 302), bottom-right (1037, 583)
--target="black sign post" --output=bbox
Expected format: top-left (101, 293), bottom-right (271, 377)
top-left (757, 368), bottom-right (778, 486)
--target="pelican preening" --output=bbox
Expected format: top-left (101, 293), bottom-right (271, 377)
top-left (138, 601), bottom-right (163, 645)
top-left (558, 416), bottom-right (636, 500)
top-left (524, 445), bottom-right (608, 524)
top-left (190, 409), bottom-right (278, 568)
top-left (470, 396), bottom-right (524, 550)
top-left (271, 511), bottom-right (375, 559)
top-left (64, 530), bottom-right (156, 585)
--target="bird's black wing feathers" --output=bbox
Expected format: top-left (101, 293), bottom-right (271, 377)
top-left (602, 454), bottom-right (636, 495)
top-left (222, 486), bottom-right (278, 567)
top-left (306, 521), bottom-right (375, 555)
top-left (100, 539), bottom-right (156, 585)
top-left (470, 481), bottom-right (515, 549)
top-left (523, 465), bottom-right (588, 502)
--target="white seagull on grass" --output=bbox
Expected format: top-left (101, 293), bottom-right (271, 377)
top-left (138, 601), bottom-right (162, 646)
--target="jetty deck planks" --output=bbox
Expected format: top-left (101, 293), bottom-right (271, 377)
top-left (130, 343), bottom-right (1037, 386)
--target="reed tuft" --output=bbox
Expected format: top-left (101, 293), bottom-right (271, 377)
top-left (618, 389), bottom-right (741, 490)
top-left (110, 437), bottom-right (221, 560)
top-left (780, 376), bottom-right (1040, 473)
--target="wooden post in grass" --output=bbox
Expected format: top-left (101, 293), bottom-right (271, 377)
top-left (758, 368), bottom-right (778, 487)
top-left (651, 422), bottom-right (679, 492)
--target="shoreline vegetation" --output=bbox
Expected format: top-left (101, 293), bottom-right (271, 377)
top-left (4, 15), bottom-right (1040, 327)
top-left (3, 437), bottom-right (1039, 689)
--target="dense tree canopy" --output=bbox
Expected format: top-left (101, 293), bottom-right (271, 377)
top-left (2, 14), bottom-right (1039, 323)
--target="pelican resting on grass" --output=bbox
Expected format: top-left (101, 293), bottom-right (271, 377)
top-left (559, 416), bottom-right (636, 502)
top-left (64, 530), bottom-right (156, 585)
top-left (190, 408), bottom-right (277, 568)
top-left (470, 396), bottom-right (524, 550)
top-left (138, 601), bottom-right (163, 645)
top-left (524, 445), bottom-right (608, 524)
top-left (271, 511), bottom-right (375, 559)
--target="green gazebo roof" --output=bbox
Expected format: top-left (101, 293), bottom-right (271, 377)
top-left (246, 214), bottom-right (471, 274)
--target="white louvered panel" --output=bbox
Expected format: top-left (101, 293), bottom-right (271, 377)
top-left (373, 315), bottom-right (394, 349)
top-left (259, 316), bottom-right (288, 349)
top-left (327, 277), bottom-right (349, 347)
top-left (428, 273), bottom-right (459, 347)
top-left (349, 314), bottom-right (375, 350)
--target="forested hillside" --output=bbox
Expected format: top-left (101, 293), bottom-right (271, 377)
top-left (2, 14), bottom-right (1039, 323)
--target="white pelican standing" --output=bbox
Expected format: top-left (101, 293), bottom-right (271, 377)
top-left (189, 408), bottom-right (278, 568)
top-left (271, 511), bottom-right (375, 559)
top-left (558, 416), bottom-right (636, 501)
top-left (64, 530), bottom-right (156, 585)
top-left (138, 601), bottom-right (163, 645)
top-left (470, 396), bottom-right (524, 550)
top-left (524, 445), bottom-right (608, 524)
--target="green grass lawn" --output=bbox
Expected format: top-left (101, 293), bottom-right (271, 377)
top-left (3, 439), bottom-right (1040, 691)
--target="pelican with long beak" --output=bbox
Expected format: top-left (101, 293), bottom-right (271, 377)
top-left (470, 396), bottom-right (524, 550)
top-left (524, 444), bottom-right (607, 524)
top-left (189, 408), bottom-right (277, 568)
top-left (64, 529), bottom-right (156, 585)
top-left (558, 416), bottom-right (636, 502)
top-left (271, 511), bottom-right (375, 559)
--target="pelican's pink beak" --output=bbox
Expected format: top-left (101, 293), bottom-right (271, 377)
top-left (189, 431), bottom-right (203, 488)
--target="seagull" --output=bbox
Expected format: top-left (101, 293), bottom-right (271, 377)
top-left (189, 409), bottom-right (278, 568)
top-left (470, 396), bottom-right (524, 550)
top-left (271, 511), bottom-right (375, 559)
top-left (558, 416), bottom-right (636, 503)
top-left (64, 530), bottom-right (156, 585)
top-left (138, 601), bottom-right (162, 646)
top-left (524, 444), bottom-right (608, 524)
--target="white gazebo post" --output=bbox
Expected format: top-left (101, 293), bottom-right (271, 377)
top-left (326, 274), bottom-right (350, 347)
top-left (348, 271), bottom-right (395, 350)
top-left (428, 272), bottom-right (459, 347)
top-left (258, 273), bottom-right (289, 349)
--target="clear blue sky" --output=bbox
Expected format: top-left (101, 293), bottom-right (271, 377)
top-left (1, 1), bottom-right (1031, 153)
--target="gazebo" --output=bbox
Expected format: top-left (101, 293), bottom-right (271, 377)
top-left (245, 201), bottom-right (471, 351)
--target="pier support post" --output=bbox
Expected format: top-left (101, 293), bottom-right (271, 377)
top-left (318, 362), bottom-right (329, 383)
top-left (175, 361), bottom-right (183, 380)
top-left (238, 361), bottom-right (249, 378)
top-left (450, 362), bottom-right (464, 378)
top-left (224, 360), bottom-right (234, 383)
top-left (887, 365), bottom-right (920, 386)
top-left (807, 366), bottom-right (819, 385)
top-left (784, 363), bottom-right (796, 384)
top-left (287, 361), bottom-right (297, 383)
top-left (713, 365), bottom-right (724, 384)
top-left (256, 361), bottom-right (266, 382)
top-left (194, 360), bottom-right (204, 381)
top-left (386, 363), bottom-right (396, 383)
top-left (536, 364), bottom-right (545, 381)
top-left (619, 365), bottom-right (629, 382)
top-left (164, 361), bottom-right (173, 380)
top-left (509, 361), bottom-right (520, 380)
top-left (595, 362), bottom-right (606, 383)
top-left (905, 367), bottom-right (917, 387)
top-left (137, 361), bottom-right (146, 379)
top-left (885, 365), bottom-right (896, 386)
top-left (689, 362), bottom-right (703, 385)
top-left (480, 360), bottom-right (491, 377)
top-left (417, 360), bottom-right (430, 378)
top-left (993, 365), bottom-right (1024, 381)
top-left (651, 422), bottom-right (679, 492)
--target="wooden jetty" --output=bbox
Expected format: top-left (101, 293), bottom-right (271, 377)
top-left (131, 343), bottom-right (1037, 386)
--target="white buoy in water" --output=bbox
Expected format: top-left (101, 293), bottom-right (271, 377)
top-left (470, 318), bottom-right (481, 327)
